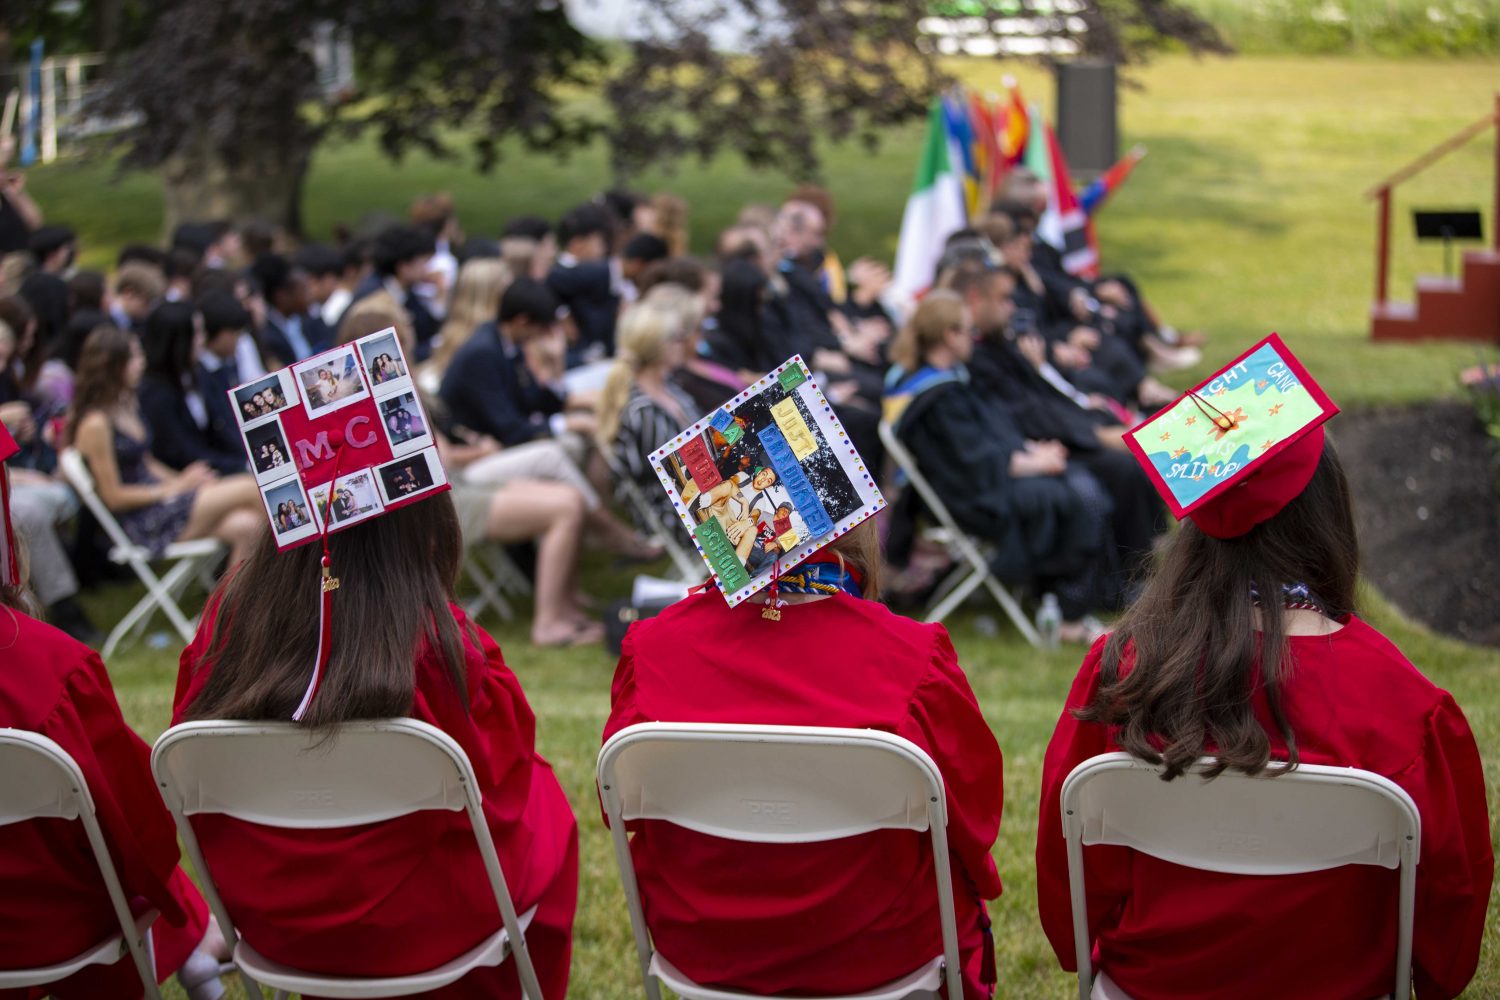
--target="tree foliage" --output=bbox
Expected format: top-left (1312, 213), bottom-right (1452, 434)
top-left (3, 1), bottom-right (1228, 218)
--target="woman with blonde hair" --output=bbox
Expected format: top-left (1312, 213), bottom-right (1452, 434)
top-left (425, 257), bottom-right (512, 387)
top-left (650, 192), bottom-right (690, 257)
top-left (596, 286), bottom-right (702, 534)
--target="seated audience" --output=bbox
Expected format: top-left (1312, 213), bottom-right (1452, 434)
top-left (68, 325), bottom-right (263, 566)
top-left (425, 257), bottom-right (512, 391)
top-left (195, 291), bottom-right (260, 459)
top-left (291, 243), bottom-right (343, 344)
top-left (251, 253), bottom-right (318, 366)
top-left (349, 225), bottom-right (439, 359)
top-left (501, 214), bottom-right (556, 282)
top-left (1037, 432), bottom-right (1492, 1000)
top-left (173, 492), bottom-right (578, 997)
top-left (0, 424), bottom-right (229, 1000)
top-left (885, 291), bottom-right (1111, 641)
top-left (110, 263), bottom-right (166, 335)
top-left (341, 307), bottom-right (605, 646)
top-left (603, 519), bottom-right (1002, 998)
top-left (409, 192), bottom-right (462, 320)
top-left (139, 302), bottom-right (248, 475)
top-left (29, 223), bottom-right (76, 275)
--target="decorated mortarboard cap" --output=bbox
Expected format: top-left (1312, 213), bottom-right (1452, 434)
top-left (0, 420), bottom-right (20, 588)
top-left (648, 355), bottom-right (886, 613)
top-left (1124, 333), bottom-right (1338, 540)
top-left (227, 327), bottom-right (450, 718)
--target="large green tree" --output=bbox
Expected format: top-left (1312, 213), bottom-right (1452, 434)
top-left (5, 1), bottom-right (1226, 233)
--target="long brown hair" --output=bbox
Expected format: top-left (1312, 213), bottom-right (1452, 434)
top-left (184, 496), bottom-right (471, 726)
top-left (67, 323), bottom-right (134, 442)
top-left (1075, 439), bottom-right (1359, 779)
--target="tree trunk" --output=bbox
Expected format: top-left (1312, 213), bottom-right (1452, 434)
top-left (160, 136), bottom-right (310, 239)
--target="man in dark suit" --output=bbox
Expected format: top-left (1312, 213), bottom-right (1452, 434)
top-left (440, 278), bottom-right (595, 447)
top-left (349, 225), bottom-right (439, 360)
top-left (196, 291), bottom-right (255, 457)
top-left (546, 202), bottom-right (619, 364)
top-left (252, 253), bottom-right (318, 367)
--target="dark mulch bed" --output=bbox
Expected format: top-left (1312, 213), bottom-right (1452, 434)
top-left (1337, 401), bottom-right (1500, 647)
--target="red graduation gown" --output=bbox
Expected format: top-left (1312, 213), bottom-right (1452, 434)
top-left (1036, 618), bottom-right (1493, 1000)
top-left (173, 602), bottom-right (578, 1000)
top-left (0, 609), bottom-right (209, 999)
top-left (603, 589), bottom-right (1004, 999)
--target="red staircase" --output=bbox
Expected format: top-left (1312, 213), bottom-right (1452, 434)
top-left (1368, 94), bottom-right (1500, 343)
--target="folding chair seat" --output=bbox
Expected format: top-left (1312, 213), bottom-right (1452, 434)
top-left (1058, 752), bottom-right (1420, 1000)
top-left (0, 729), bottom-right (162, 999)
top-left (151, 718), bottom-right (544, 1000)
top-left (597, 722), bottom-right (965, 1000)
top-left (58, 448), bottom-right (224, 657)
top-left (878, 423), bottom-right (1038, 644)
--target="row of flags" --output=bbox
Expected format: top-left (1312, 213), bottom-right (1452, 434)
top-left (890, 80), bottom-right (1146, 308)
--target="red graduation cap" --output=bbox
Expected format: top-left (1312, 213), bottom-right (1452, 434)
top-left (0, 420), bottom-right (19, 589)
top-left (1124, 333), bottom-right (1338, 540)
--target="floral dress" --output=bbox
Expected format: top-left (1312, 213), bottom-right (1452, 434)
top-left (113, 426), bottom-right (195, 557)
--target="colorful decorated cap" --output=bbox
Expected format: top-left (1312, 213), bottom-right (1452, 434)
top-left (1124, 333), bottom-right (1338, 540)
top-left (0, 419), bottom-right (19, 589)
top-left (227, 327), bottom-right (450, 718)
top-left (648, 355), bottom-right (886, 609)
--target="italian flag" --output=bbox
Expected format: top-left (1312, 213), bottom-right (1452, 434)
top-left (891, 99), bottom-right (969, 312)
top-left (1023, 106), bottom-right (1099, 278)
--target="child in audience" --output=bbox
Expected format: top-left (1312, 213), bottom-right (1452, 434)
top-left (1036, 346), bottom-right (1493, 1000)
top-left (603, 519), bottom-right (1003, 998)
top-left (174, 490), bottom-right (579, 998)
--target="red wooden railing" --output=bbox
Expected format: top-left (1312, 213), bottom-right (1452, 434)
top-left (1364, 93), bottom-right (1500, 307)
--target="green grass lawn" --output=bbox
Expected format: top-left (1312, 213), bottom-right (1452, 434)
top-left (28, 53), bottom-right (1500, 996)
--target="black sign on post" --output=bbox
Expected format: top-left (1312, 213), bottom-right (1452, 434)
top-left (1056, 60), bottom-right (1118, 182)
top-left (1413, 209), bottom-right (1484, 278)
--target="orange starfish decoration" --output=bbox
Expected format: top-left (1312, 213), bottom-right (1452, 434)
top-left (1159, 431), bottom-right (1171, 442)
top-left (1260, 439), bottom-right (1274, 451)
top-left (1213, 387), bottom-right (1228, 397)
top-left (1185, 416), bottom-right (1197, 427)
top-left (1257, 380), bottom-right (1268, 389)
top-left (1268, 403), bottom-right (1284, 416)
top-left (1211, 464), bottom-right (1222, 475)
top-left (1171, 446), bottom-right (1188, 459)
top-left (1210, 407), bottom-right (1248, 441)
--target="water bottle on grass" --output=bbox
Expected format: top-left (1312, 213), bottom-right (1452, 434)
top-left (1036, 593), bottom-right (1061, 651)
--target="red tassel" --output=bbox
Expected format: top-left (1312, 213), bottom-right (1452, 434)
top-left (292, 445), bottom-right (347, 721)
top-left (0, 469), bottom-right (17, 588)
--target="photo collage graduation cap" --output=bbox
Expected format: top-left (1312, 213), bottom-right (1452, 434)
top-left (649, 355), bottom-right (886, 608)
top-left (229, 327), bottom-right (449, 552)
top-left (1124, 333), bottom-right (1339, 537)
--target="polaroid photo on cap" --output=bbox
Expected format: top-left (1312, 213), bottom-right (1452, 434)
top-left (648, 355), bottom-right (885, 609)
top-left (243, 419), bottom-right (294, 484)
top-left (231, 370), bottom-right (297, 428)
top-left (309, 469), bottom-right (385, 533)
top-left (293, 345), bottom-right (371, 418)
top-left (378, 390), bottom-right (434, 457)
top-left (261, 476), bottom-right (318, 547)
top-left (1124, 332), bottom-right (1339, 519)
top-left (376, 446), bottom-right (449, 505)
top-left (355, 327), bottom-right (413, 397)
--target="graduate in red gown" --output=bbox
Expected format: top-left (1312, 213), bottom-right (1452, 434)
top-left (173, 486), bottom-right (578, 998)
top-left (0, 422), bottom-right (222, 1000)
top-left (603, 520), bottom-right (1004, 999)
top-left (1035, 337), bottom-right (1493, 1000)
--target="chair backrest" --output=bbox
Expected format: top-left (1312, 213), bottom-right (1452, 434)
top-left (0, 729), bottom-right (161, 998)
top-left (57, 448), bottom-right (137, 555)
top-left (600, 722), bottom-right (946, 842)
top-left (878, 422), bottom-right (972, 546)
top-left (1060, 752), bottom-right (1420, 1000)
top-left (598, 722), bottom-right (964, 999)
top-left (151, 718), bottom-right (544, 997)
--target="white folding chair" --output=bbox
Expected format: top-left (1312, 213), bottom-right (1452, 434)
top-left (0, 729), bottom-right (161, 999)
top-left (461, 541), bottom-right (533, 623)
top-left (58, 448), bottom-right (224, 657)
top-left (604, 451), bottom-right (705, 584)
top-left (1059, 752), bottom-right (1421, 1000)
top-left (151, 718), bottom-right (544, 1000)
top-left (597, 722), bottom-right (964, 1000)
top-left (879, 423), bottom-right (1038, 644)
